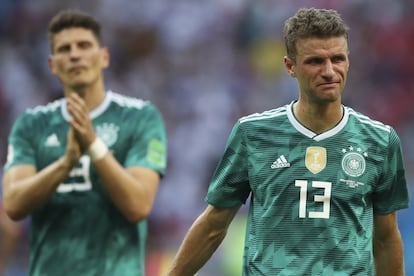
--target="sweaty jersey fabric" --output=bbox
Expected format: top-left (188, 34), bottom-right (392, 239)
top-left (206, 101), bottom-right (409, 276)
top-left (4, 91), bottom-right (167, 276)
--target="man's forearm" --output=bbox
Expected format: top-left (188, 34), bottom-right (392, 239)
top-left (374, 235), bottom-right (404, 276)
top-left (168, 213), bottom-right (228, 276)
top-left (3, 157), bottom-right (73, 220)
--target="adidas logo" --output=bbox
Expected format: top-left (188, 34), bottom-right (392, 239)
top-left (271, 155), bottom-right (290, 169)
top-left (45, 133), bottom-right (60, 147)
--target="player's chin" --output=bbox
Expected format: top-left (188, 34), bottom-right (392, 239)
top-left (316, 92), bottom-right (341, 103)
top-left (69, 80), bottom-right (91, 91)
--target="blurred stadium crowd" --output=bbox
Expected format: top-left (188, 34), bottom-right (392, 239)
top-left (0, 0), bottom-right (413, 275)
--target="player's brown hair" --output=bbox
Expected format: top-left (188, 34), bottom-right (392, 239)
top-left (284, 8), bottom-right (350, 62)
top-left (48, 9), bottom-right (103, 52)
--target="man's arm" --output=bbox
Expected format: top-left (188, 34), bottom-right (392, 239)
top-left (373, 212), bottom-right (405, 276)
top-left (168, 204), bottom-right (241, 276)
top-left (91, 156), bottom-right (161, 223)
top-left (2, 128), bottom-right (81, 221)
top-left (0, 212), bottom-right (21, 274)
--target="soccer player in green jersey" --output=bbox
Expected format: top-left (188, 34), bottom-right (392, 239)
top-left (167, 7), bottom-right (409, 276)
top-left (2, 9), bottom-right (167, 276)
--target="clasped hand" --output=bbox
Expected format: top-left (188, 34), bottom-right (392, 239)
top-left (64, 92), bottom-right (97, 166)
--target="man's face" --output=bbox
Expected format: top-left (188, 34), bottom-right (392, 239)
top-left (49, 28), bottom-right (109, 90)
top-left (285, 36), bottom-right (349, 104)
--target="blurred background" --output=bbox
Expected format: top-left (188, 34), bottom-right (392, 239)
top-left (0, 0), bottom-right (413, 275)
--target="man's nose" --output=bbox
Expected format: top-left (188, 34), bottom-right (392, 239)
top-left (69, 46), bottom-right (81, 58)
top-left (321, 60), bottom-right (335, 77)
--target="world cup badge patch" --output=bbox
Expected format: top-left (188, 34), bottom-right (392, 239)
top-left (305, 146), bottom-right (327, 174)
top-left (341, 146), bottom-right (367, 177)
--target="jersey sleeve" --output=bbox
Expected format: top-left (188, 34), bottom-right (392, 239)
top-left (373, 127), bottom-right (410, 214)
top-left (206, 120), bottom-right (251, 208)
top-left (3, 112), bottom-right (36, 171)
top-left (124, 103), bottom-right (167, 177)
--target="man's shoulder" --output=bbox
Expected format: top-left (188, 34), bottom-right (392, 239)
top-left (16, 98), bottom-right (64, 123)
top-left (238, 105), bottom-right (288, 125)
top-left (106, 91), bottom-right (164, 123)
top-left (345, 106), bottom-right (392, 133)
top-left (108, 91), bottom-right (152, 111)
top-left (25, 98), bottom-right (62, 114)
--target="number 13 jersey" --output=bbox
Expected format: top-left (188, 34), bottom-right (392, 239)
top-left (206, 101), bottom-right (409, 276)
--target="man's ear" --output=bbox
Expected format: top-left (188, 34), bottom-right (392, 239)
top-left (283, 56), bottom-right (295, 77)
top-left (48, 55), bottom-right (57, 75)
top-left (101, 47), bottom-right (110, 69)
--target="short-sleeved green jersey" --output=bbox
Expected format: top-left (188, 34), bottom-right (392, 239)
top-left (206, 101), bottom-right (409, 275)
top-left (4, 91), bottom-right (167, 276)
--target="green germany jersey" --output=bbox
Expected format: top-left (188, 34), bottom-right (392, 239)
top-left (206, 101), bottom-right (409, 275)
top-left (4, 91), bottom-right (167, 276)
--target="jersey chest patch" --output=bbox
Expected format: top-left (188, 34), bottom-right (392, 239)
top-left (96, 123), bottom-right (120, 147)
top-left (305, 146), bottom-right (326, 174)
top-left (341, 146), bottom-right (368, 177)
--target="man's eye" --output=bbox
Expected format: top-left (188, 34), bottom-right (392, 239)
top-left (57, 45), bottom-right (70, 53)
top-left (79, 42), bottom-right (92, 49)
top-left (307, 58), bottom-right (322, 64)
top-left (332, 56), bottom-right (346, 63)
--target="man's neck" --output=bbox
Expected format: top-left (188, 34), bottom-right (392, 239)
top-left (293, 101), bottom-right (344, 134)
top-left (64, 84), bottom-right (106, 111)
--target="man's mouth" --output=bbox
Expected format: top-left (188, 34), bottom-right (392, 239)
top-left (318, 82), bottom-right (339, 88)
top-left (69, 66), bottom-right (86, 73)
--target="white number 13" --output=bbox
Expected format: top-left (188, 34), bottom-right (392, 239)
top-left (295, 180), bottom-right (332, 219)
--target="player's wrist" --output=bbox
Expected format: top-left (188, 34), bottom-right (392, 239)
top-left (59, 156), bottom-right (77, 172)
top-left (87, 137), bottom-right (108, 161)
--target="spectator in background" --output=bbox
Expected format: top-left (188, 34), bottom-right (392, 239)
top-left (2, 9), bottom-right (167, 276)
top-left (167, 7), bottom-right (409, 275)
